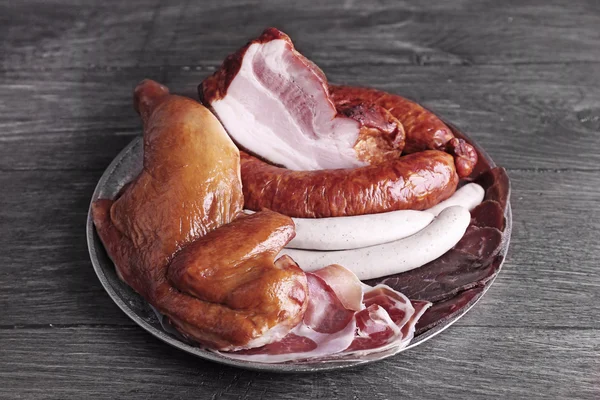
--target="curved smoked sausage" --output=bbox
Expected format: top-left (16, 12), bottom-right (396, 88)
top-left (330, 85), bottom-right (478, 178)
top-left (241, 150), bottom-right (459, 218)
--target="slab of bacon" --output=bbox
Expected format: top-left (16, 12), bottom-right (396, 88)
top-left (201, 27), bottom-right (477, 178)
top-left (201, 28), bottom-right (405, 170)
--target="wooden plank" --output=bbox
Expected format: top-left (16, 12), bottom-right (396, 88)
top-left (0, 67), bottom-right (160, 172)
top-left (0, 170), bottom-right (133, 326)
top-left (1, 169), bottom-right (598, 329)
top-left (2, 0), bottom-right (598, 397)
top-left (1, 63), bottom-right (600, 172)
top-left (0, 326), bottom-right (597, 399)
top-left (2, 0), bottom-right (600, 70)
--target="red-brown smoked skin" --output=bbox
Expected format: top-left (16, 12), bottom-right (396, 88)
top-left (241, 150), bottom-right (459, 218)
top-left (92, 80), bottom-right (308, 350)
top-left (330, 85), bottom-right (478, 178)
top-left (168, 211), bottom-right (307, 319)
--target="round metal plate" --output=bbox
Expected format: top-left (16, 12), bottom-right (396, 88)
top-left (87, 131), bottom-right (511, 373)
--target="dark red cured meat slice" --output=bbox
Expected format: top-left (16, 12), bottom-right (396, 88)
top-left (368, 249), bottom-right (475, 301)
top-left (471, 200), bottom-right (506, 231)
top-left (369, 251), bottom-right (502, 303)
top-left (456, 225), bottom-right (503, 260)
top-left (415, 286), bottom-right (485, 335)
top-left (475, 167), bottom-right (510, 210)
top-left (231, 333), bottom-right (317, 356)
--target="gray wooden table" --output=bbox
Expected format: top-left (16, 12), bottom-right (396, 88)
top-left (2, 0), bottom-right (599, 398)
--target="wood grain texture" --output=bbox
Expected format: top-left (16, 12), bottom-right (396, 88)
top-left (1, 63), bottom-right (600, 172)
top-left (2, 0), bottom-right (600, 70)
top-left (0, 327), bottom-right (598, 400)
top-left (1, 0), bottom-right (599, 398)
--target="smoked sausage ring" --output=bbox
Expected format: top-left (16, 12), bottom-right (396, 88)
top-left (241, 150), bottom-right (459, 218)
top-left (330, 85), bottom-right (478, 178)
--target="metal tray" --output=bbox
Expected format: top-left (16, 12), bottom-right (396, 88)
top-left (87, 130), bottom-right (511, 373)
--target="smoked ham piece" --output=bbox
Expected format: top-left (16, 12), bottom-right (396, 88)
top-left (200, 28), bottom-right (405, 169)
top-left (92, 80), bottom-right (308, 351)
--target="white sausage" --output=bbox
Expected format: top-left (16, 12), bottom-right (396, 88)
top-left (426, 183), bottom-right (484, 216)
top-left (280, 206), bottom-right (471, 281)
top-left (287, 210), bottom-right (433, 250)
top-left (245, 183), bottom-right (484, 251)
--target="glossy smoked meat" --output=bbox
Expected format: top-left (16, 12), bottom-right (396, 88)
top-left (330, 85), bottom-right (478, 178)
top-left (92, 80), bottom-right (308, 351)
top-left (336, 99), bottom-right (406, 164)
top-left (110, 80), bottom-right (243, 267)
top-left (241, 150), bottom-right (459, 218)
top-left (168, 211), bottom-right (307, 340)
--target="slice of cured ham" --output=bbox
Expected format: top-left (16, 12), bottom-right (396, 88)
top-left (218, 265), bottom-right (430, 363)
top-left (201, 28), bottom-right (404, 170)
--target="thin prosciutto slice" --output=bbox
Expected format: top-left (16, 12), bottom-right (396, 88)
top-left (201, 28), bottom-right (404, 170)
top-left (345, 286), bottom-right (413, 354)
top-left (218, 265), bottom-right (431, 363)
top-left (220, 273), bottom-right (357, 363)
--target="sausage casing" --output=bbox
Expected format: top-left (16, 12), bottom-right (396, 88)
top-left (241, 150), bottom-right (459, 218)
top-left (330, 85), bottom-right (478, 178)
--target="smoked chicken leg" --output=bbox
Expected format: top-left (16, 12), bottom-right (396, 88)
top-left (92, 80), bottom-right (308, 350)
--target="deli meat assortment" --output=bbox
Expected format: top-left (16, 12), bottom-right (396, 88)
top-left (92, 28), bottom-right (510, 363)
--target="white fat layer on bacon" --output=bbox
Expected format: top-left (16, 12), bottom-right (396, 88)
top-left (210, 39), bottom-right (366, 170)
top-left (281, 205), bottom-right (471, 280)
